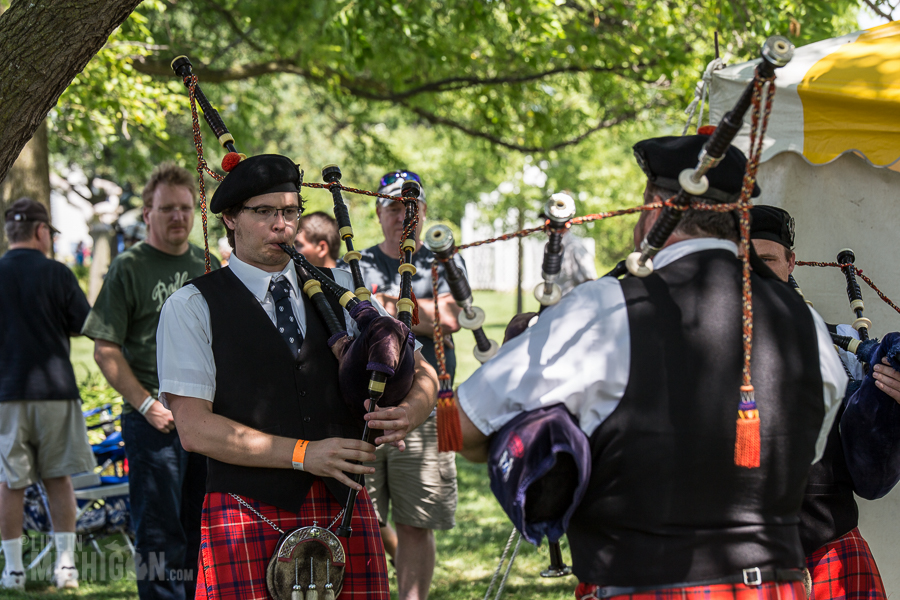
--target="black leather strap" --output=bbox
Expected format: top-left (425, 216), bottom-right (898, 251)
top-left (586, 568), bottom-right (806, 598)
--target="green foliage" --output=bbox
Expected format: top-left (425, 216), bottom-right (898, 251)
top-left (49, 1), bottom-right (191, 188)
top-left (79, 370), bottom-right (124, 413)
top-left (142, 0), bottom-right (859, 150)
top-left (47, 0), bottom-right (862, 259)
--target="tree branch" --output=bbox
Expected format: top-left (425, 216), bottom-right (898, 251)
top-left (392, 63), bottom-right (657, 99)
top-left (135, 57), bottom-right (657, 97)
top-left (403, 103), bottom-right (641, 153)
top-left (134, 53), bottom-right (660, 153)
top-left (860, 0), bottom-right (896, 21)
top-left (199, 0), bottom-right (268, 53)
top-left (133, 57), bottom-right (306, 80)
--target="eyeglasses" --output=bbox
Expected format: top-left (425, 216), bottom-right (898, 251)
top-left (379, 171), bottom-right (422, 189)
top-left (155, 206), bottom-right (194, 215)
top-left (241, 205), bottom-right (302, 221)
top-left (42, 223), bottom-right (59, 239)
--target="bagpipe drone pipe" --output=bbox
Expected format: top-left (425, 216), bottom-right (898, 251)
top-left (423, 225), bottom-right (499, 364)
top-left (795, 249), bottom-right (900, 370)
top-left (626, 35), bottom-right (793, 278)
top-left (171, 55), bottom-right (418, 540)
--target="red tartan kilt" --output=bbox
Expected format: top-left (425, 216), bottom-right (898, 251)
top-left (195, 480), bottom-right (389, 600)
top-left (807, 527), bottom-right (887, 600)
top-left (575, 581), bottom-right (807, 600)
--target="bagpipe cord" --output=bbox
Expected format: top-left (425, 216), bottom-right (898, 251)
top-left (795, 261), bottom-right (900, 316)
top-left (186, 75), bottom-right (224, 275)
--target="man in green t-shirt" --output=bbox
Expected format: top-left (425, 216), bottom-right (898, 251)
top-left (82, 163), bottom-right (214, 600)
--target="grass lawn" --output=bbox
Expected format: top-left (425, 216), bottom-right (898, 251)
top-left (4, 291), bottom-right (578, 598)
top-left (70, 336), bottom-right (102, 392)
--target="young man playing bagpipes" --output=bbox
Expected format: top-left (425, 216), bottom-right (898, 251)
top-left (751, 205), bottom-right (900, 600)
top-left (156, 154), bottom-right (438, 599)
top-left (454, 133), bottom-right (849, 600)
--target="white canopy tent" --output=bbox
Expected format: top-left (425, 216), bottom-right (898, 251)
top-left (710, 21), bottom-right (900, 593)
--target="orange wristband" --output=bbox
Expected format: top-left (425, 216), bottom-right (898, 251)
top-left (291, 439), bottom-right (308, 471)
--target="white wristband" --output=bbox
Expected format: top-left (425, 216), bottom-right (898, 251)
top-left (138, 396), bottom-right (157, 416)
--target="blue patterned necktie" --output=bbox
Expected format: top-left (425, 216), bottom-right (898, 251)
top-left (269, 276), bottom-right (302, 357)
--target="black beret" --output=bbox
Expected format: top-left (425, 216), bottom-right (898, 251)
top-left (633, 134), bottom-right (761, 203)
top-left (750, 205), bottom-right (794, 248)
top-left (210, 154), bottom-right (301, 213)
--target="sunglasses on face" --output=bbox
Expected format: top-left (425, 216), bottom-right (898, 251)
top-left (379, 171), bottom-right (422, 188)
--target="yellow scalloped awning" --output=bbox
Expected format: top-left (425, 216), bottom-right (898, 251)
top-left (798, 21), bottom-right (900, 170)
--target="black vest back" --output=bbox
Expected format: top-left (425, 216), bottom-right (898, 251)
top-left (192, 266), bottom-right (360, 513)
top-left (567, 249), bottom-right (825, 586)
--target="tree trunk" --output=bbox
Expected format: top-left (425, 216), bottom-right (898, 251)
top-left (0, 0), bottom-right (142, 184)
top-left (0, 120), bottom-right (50, 255)
top-left (88, 221), bottom-right (114, 304)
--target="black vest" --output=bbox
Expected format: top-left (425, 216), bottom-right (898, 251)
top-left (799, 396), bottom-right (858, 555)
top-left (192, 266), bottom-right (360, 513)
top-left (567, 249), bottom-right (825, 586)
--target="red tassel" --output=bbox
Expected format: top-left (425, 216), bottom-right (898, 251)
top-left (221, 152), bottom-right (242, 172)
top-left (436, 389), bottom-right (462, 452)
top-left (734, 413), bottom-right (760, 468)
top-left (410, 291), bottom-right (420, 326)
top-left (698, 125), bottom-right (717, 136)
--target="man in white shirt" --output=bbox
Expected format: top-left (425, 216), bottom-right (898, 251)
top-left (454, 134), bottom-right (847, 600)
top-left (156, 154), bottom-right (437, 600)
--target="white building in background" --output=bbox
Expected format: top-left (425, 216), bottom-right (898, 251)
top-left (460, 201), bottom-right (595, 293)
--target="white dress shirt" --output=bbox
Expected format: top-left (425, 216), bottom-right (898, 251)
top-left (457, 238), bottom-right (848, 464)
top-left (157, 252), bottom-right (419, 403)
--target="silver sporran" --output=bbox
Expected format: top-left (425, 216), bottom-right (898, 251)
top-left (266, 523), bottom-right (345, 599)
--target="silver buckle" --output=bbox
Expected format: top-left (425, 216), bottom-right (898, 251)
top-left (743, 567), bottom-right (763, 586)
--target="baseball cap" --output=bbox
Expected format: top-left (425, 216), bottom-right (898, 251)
top-left (376, 171), bottom-right (426, 207)
top-left (4, 198), bottom-right (59, 234)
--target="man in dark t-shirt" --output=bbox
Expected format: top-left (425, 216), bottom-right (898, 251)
top-left (0, 198), bottom-right (95, 591)
top-left (82, 163), bottom-right (213, 600)
top-left (348, 170), bottom-right (462, 600)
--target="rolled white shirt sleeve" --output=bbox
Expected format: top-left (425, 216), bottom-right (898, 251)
top-left (157, 284), bottom-right (217, 403)
top-left (809, 305), bottom-right (850, 464)
top-left (457, 277), bottom-right (630, 437)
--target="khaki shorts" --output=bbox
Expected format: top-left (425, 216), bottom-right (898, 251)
top-left (366, 415), bottom-right (457, 530)
top-left (0, 401), bottom-right (97, 490)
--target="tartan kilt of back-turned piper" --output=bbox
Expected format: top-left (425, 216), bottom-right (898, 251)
top-left (575, 581), bottom-right (807, 600)
top-left (807, 528), bottom-right (887, 600)
top-left (195, 480), bottom-right (389, 600)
